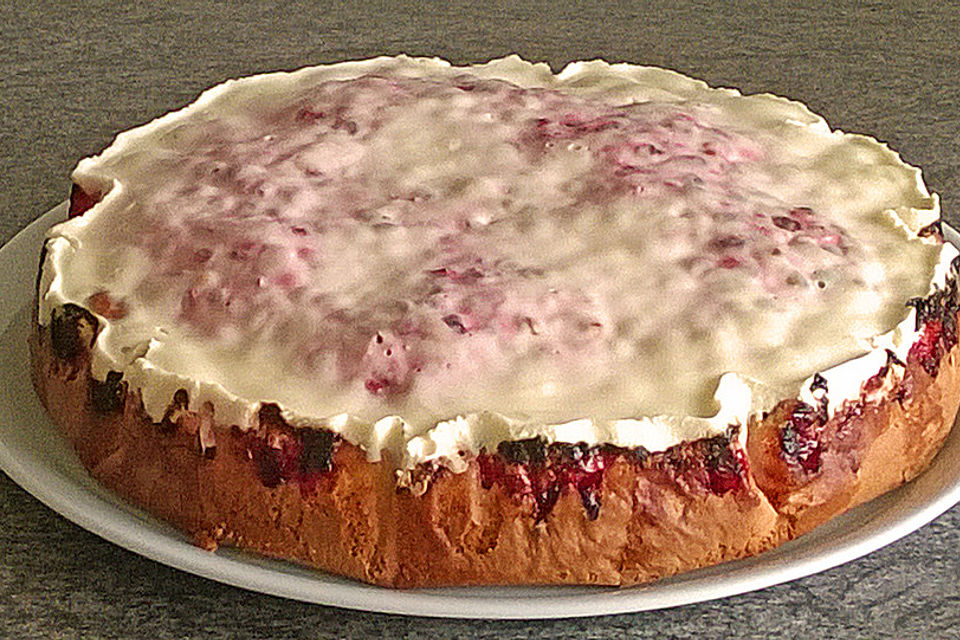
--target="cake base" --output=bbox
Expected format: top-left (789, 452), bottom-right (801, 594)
top-left (28, 314), bottom-right (960, 587)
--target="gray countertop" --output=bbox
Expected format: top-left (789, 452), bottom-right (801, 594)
top-left (3, 2), bottom-right (960, 637)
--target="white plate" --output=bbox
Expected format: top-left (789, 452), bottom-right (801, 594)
top-left (2, 203), bottom-right (960, 619)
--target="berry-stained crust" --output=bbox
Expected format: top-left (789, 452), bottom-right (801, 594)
top-left (32, 56), bottom-right (960, 587)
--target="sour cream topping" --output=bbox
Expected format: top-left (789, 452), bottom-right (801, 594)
top-left (38, 56), bottom-right (947, 469)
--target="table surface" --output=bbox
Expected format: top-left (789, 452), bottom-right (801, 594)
top-left (3, 1), bottom-right (960, 637)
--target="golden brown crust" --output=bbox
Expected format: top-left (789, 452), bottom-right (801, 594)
top-left (28, 309), bottom-right (960, 588)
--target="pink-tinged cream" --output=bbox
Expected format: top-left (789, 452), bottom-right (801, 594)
top-left (38, 56), bottom-right (946, 469)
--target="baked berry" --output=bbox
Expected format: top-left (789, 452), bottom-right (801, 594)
top-left (908, 319), bottom-right (944, 376)
top-left (90, 371), bottom-right (125, 414)
top-left (702, 435), bottom-right (746, 494)
top-left (68, 183), bottom-right (101, 218)
top-left (479, 439), bottom-right (616, 521)
top-left (772, 215), bottom-right (802, 231)
top-left (918, 221), bottom-right (943, 240)
top-left (245, 404), bottom-right (341, 489)
top-left (498, 437), bottom-right (547, 465)
top-left (535, 483), bottom-right (561, 520)
top-left (780, 402), bottom-right (823, 473)
top-left (252, 439), bottom-right (284, 488)
top-left (810, 372), bottom-right (828, 395)
top-left (656, 432), bottom-right (747, 496)
top-left (49, 304), bottom-right (97, 360)
top-left (299, 428), bottom-right (337, 474)
top-left (580, 487), bottom-right (601, 520)
top-left (710, 235), bottom-right (745, 249)
top-left (159, 389), bottom-right (190, 433)
top-left (442, 314), bottom-right (468, 334)
top-left (905, 271), bottom-right (960, 379)
top-left (86, 291), bottom-right (127, 320)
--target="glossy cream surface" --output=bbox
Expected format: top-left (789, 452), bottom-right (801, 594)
top-left (39, 56), bottom-right (945, 467)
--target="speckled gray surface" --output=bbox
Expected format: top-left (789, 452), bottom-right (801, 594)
top-left (3, 1), bottom-right (960, 637)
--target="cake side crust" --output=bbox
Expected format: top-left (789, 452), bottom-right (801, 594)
top-left (28, 303), bottom-right (960, 587)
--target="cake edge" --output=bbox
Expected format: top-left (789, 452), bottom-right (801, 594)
top-left (28, 295), bottom-right (960, 587)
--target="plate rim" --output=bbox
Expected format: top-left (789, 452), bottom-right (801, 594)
top-left (1, 204), bottom-right (959, 619)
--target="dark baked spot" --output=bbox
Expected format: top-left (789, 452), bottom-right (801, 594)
top-left (918, 221), bottom-right (943, 240)
top-left (35, 242), bottom-right (48, 295)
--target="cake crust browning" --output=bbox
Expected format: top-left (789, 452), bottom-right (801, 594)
top-left (29, 301), bottom-right (960, 587)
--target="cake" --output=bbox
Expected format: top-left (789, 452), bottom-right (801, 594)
top-left (30, 56), bottom-right (960, 587)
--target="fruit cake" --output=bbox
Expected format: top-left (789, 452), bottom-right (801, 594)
top-left (29, 56), bottom-right (960, 587)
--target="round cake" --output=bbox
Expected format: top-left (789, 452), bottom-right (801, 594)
top-left (30, 56), bottom-right (960, 587)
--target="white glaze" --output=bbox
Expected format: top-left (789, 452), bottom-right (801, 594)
top-left (39, 56), bottom-right (945, 469)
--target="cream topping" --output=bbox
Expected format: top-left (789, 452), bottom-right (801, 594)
top-left (39, 56), bottom-right (945, 468)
